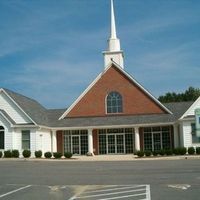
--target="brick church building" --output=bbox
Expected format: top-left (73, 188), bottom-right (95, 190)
top-left (0, 0), bottom-right (199, 156)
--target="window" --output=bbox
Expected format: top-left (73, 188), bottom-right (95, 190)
top-left (191, 123), bottom-right (200, 143)
top-left (0, 126), bottom-right (4, 149)
top-left (143, 126), bottom-right (171, 151)
top-left (22, 130), bottom-right (30, 149)
top-left (106, 91), bottom-right (123, 113)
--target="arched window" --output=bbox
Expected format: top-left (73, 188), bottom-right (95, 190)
top-left (0, 126), bottom-right (4, 149)
top-left (106, 91), bottom-right (123, 113)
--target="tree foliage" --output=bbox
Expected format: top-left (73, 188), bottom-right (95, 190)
top-left (158, 87), bottom-right (200, 103)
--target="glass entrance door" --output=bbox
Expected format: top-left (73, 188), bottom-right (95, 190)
top-left (153, 133), bottom-right (161, 150)
top-left (72, 136), bottom-right (80, 154)
top-left (107, 134), bottom-right (125, 154)
top-left (108, 135), bottom-right (115, 154)
top-left (116, 134), bottom-right (124, 153)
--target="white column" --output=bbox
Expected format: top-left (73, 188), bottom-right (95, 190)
top-left (135, 127), bottom-right (140, 151)
top-left (88, 129), bottom-right (94, 155)
top-left (52, 130), bottom-right (57, 152)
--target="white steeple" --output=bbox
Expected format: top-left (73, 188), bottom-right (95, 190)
top-left (103, 0), bottom-right (124, 69)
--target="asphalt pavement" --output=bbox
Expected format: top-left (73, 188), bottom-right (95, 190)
top-left (0, 158), bottom-right (199, 199)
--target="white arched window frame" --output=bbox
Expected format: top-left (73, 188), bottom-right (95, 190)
top-left (106, 91), bottom-right (123, 114)
top-left (0, 126), bottom-right (4, 149)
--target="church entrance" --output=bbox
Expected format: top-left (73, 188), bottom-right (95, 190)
top-left (63, 130), bottom-right (88, 155)
top-left (98, 128), bottom-right (134, 155)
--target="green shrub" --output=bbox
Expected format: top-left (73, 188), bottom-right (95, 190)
top-left (53, 152), bottom-right (62, 159)
top-left (12, 150), bottom-right (19, 158)
top-left (0, 151), bottom-right (2, 158)
top-left (64, 152), bottom-right (73, 159)
top-left (35, 150), bottom-right (42, 158)
top-left (188, 147), bottom-right (195, 155)
top-left (165, 149), bottom-right (173, 156)
top-left (136, 150), bottom-right (144, 157)
top-left (173, 147), bottom-right (187, 155)
top-left (196, 147), bottom-right (200, 154)
top-left (22, 150), bottom-right (31, 158)
top-left (4, 150), bottom-right (12, 158)
top-left (158, 149), bottom-right (165, 156)
top-left (152, 151), bottom-right (159, 156)
top-left (44, 151), bottom-right (52, 158)
top-left (173, 148), bottom-right (179, 155)
top-left (179, 147), bottom-right (187, 155)
top-left (144, 150), bottom-right (151, 157)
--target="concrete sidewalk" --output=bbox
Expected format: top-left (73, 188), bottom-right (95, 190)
top-left (0, 154), bottom-right (200, 162)
top-left (74, 154), bottom-right (200, 161)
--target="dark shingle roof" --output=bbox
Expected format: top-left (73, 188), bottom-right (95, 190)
top-left (2, 88), bottom-right (194, 128)
top-left (3, 88), bottom-right (49, 126)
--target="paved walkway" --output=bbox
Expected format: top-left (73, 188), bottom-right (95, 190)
top-left (74, 154), bottom-right (200, 161)
top-left (0, 154), bottom-right (200, 162)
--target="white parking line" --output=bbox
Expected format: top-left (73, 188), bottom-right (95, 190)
top-left (69, 185), bottom-right (151, 200)
top-left (84, 185), bottom-right (146, 194)
top-left (75, 188), bottom-right (146, 199)
top-left (0, 185), bottom-right (31, 198)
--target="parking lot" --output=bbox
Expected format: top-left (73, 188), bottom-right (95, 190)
top-left (0, 184), bottom-right (151, 200)
top-left (0, 159), bottom-right (199, 199)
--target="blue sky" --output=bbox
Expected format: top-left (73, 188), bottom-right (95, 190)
top-left (0, 0), bottom-right (199, 109)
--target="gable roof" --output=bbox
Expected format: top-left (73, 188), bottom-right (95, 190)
top-left (0, 109), bottom-right (16, 125)
top-left (180, 96), bottom-right (200, 119)
top-left (2, 88), bottom-right (48, 126)
top-left (59, 61), bottom-right (172, 119)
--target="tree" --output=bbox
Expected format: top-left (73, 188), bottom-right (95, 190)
top-left (158, 87), bottom-right (200, 103)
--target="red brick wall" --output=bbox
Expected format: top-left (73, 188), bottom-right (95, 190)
top-left (92, 129), bottom-right (98, 155)
top-left (139, 128), bottom-right (144, 150)
top-left (68, 65), bottom-right (166, 117)
top-left (56, 130), bottom-right (63, 154)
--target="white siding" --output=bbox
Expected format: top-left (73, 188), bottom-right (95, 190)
top-left (182, 121), bottom-right (192, 147)
top-left (0, 92), bottom-right (32, 124)
top-left (36, 128), bottom-right (52, 154)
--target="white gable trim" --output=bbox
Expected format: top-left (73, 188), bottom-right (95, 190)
top-left (0, 88), bottom-right (37, 125)
top-left (180, 96), bottom-right (200, 119)
top-left (59, 62), bottom-right (171, 119)
top-left (0, 111), bottom-right (14, 126)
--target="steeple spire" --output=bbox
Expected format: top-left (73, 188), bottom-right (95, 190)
top-left (103, 0), bottom-right (124, 69)
top-left (110, 0), bottom-right (117, 39)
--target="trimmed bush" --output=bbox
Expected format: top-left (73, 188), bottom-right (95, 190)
top-left (158, 149), bottom-right (165, 156)
top-left (22, 150), bottom-right (31, 158)
top-left (152, 150), bottom-right (159, 156)
top-left (144, 150), bottom-right (151, 157)
top-left (179, 147), bottom-right (187, 155)
top-left (196, 147), bottom-right (200, 154)
top-left (64, 152), bottom-right (73, 159)
top-left (44, 151), bottom-right (52, 158)
top-left (35, 150), bottom-right (42, 158)
top-left (165, 149), bottom-right (173, 156)
top-left (188, 147), bottom-right (195, 155)
top-left (12, 150), bottom-right (19, 158)
top-left (136, 150), bottom-right (144, 157)
top-left (4, 150), bottom-right (12, 158)
top-left (53, 152), bottom-right (62, 159)
top-left (173, 148), bottom-right (179, 155)
top-left (0, 151), bottom-right (2, 158)
top-left (173, 147), bottom-right (187, 155)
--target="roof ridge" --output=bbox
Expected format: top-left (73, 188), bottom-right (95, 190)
top-left (2, 88), bottom-right (46, 109)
